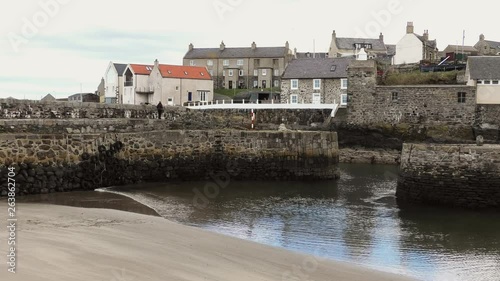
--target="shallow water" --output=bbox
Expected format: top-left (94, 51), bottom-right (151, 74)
top-left (31, 164), bottom-right (500, 280)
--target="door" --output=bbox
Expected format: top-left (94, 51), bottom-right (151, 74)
top-left (312, 93), bottom-right (321, 104)
top-left (229, 81), bottom-right (233, 89)
top-left (188, 92), bottom-right (192, 102)
top-left (262, 80), bottom-right (267, 88)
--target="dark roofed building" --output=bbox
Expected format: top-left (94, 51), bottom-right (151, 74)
top-left (68, 93), bottom-right (99, 103)
top-left (294, 51), bottom-right (329, 59)
top-left (41, 94), bottom-right (56, 102)
top-left (466, 56), bottom-right (500, 104)
top-left (281, 58), bottom-right (353, 106)
top-left (183, 41), bottom-right (294, 90)
top-left (328, 30), bottom-right (388, 59)
top-left (114, 63), bottom-right (127, 76)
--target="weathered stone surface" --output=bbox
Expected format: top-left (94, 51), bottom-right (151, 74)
top-left (396, 143), bottom-right (500, 210)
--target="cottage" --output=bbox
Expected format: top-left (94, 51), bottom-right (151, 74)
top-left (474, 34), bottom-right (500, 56)
top-left (328, 30), bottom-right (388, 60)
top-left (466, 56), bottom-right (500, 104)
top-left (281, 57), bottom-right (352, 106)
top-left (394, 22), bottom-right (438, 65)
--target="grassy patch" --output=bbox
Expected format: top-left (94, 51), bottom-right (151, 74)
top-left (380, 71), bottom-right (460, 85)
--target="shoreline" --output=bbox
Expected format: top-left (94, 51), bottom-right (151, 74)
top-left (0, 203), bottom-right (417, 281)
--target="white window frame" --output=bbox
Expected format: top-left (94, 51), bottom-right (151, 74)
top-left (223, 70), bottom-right (226, 76)
top-left (290, 94), bottom-right (298, 104)
top-left (262, 69), bottom-right (267, 76)
top-left (274, 69), bottom-right (280, 76)
top-left (341, 78), bottom-right (348, 89)
top-left (291, 79), bottom-right (299, 90)
top-left (190, 60), bottom-right (195, 66)
top-left (223, 60), bottom-right (229, 66)
top-left (341, 94), bottom-right (348, 106)
top-left (228, 70), bottom-right (234, 77)
top-left (237, 59), bottom-right (244, 66)
top-left (209, 70), bottom-right (213, 76)
top-left (274, 80), bottom-right (279, 87)
top-left (199, 91), bottom-right (207, 102)
top-left (253, 70), bottom-right (258, 76)
top-left (239, 70), bottom-right (244, 76)
top-left (313, 79), bottom-right (321, 89)
top-left (312, 93), bottom-right (321, 104)
top-left (253, 81), bottom-right (258, 88)
top-left (207, 60), bottom-right (213, 66)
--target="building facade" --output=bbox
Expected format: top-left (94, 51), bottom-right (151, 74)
top-left (466, 56), bottom-right (500, 104)
top-left (394, 22), bottom-right (438, 65)
top-left (183, 41), bottom-right (293, 90)
top-left (281, 57), bottom-right (352, 106)
top-left (328, 30), bottom-right (388, 59)
top-left (104, 62), bottom-right (127, 104)
top-left (474, 34), bottom-right (500, 56)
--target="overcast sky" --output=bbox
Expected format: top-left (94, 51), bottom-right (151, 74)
top-left (1, 0), bottom-right (497, 100)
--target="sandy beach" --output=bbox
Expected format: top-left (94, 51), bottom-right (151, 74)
top-left (0, 203), bottom-right (417, 281)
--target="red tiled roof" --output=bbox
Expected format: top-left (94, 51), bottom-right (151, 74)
top-left (129, 64), bottom-right (154, 75)
top-left (158, 65), bottom-right (211, 80)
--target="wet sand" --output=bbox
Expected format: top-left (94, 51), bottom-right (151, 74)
top-left (0, 203), bottom-right (417, 281)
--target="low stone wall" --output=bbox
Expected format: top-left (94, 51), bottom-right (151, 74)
top-left (0, 130), bottom-right (339, 196)
top-left (396, 143), bottom-right (500, 209)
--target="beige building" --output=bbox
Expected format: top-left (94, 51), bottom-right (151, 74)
top-left (183, 41), bottom-right (293, 90)
top-left (281, 57), bottom-right (353, 106)
top-left (122, 60), bottom-right (213, 106)
top-left (466, 56), bottom-right (500, 104)
top-left (474, 34), bottom-right (500, 56)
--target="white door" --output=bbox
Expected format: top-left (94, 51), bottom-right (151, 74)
top-left (312, 93), bottom-right (321, 104)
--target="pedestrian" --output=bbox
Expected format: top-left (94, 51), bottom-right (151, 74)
top-left (156, 101), bottom-right (164, 119)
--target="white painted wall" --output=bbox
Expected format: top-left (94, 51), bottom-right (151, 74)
top-left (394, 34), bottom-right (422, 65)
top-left (477, 85), bottom-right (500, 104)
top-left (104, 63), bottom-right (118, 100)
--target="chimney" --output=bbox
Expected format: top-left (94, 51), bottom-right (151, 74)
top-left (154, 59), bottom-right (159, 68)
top-left (251, 41), bottom-right (257, 50)
top-left (220, 41), bottom-right (225, 51)
top-left (332, 30), bottom-right (337, 39)
top-left (423, 30), bottom-right (429, 41)
top-left (294, 47), bottom-right (297, 58)
top-left (406, 22), bottom-right (414, 34)
top-left (189, 43), bottom-right (194, 51)
top-left (379, 32), bottom-right (384, 42)
top-left (480, 34), bottom-right (485, 41)
top-left (285, 41), bottom-right (289, 50)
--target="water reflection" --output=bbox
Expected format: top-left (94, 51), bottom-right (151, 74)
top-left (26, 164), bottom-right (500, 281)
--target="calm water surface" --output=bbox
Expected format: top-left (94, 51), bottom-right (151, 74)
top-left (36, 164), bottom-right (500, 281)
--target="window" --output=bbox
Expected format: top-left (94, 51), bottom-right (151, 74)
top-left (457, 92), bottom-right (466, 103)
top-left (274, 80), bottom-right (279, 87)
top-left (223, 70), bottom-right (226, 76)
top-left (254, 70), bottom-right (258, 76)
top-left (239, 70), bottom-right (244, 76)
top-left (175, 86), bottom-right (179, 91)
top-left (341, 78), bottom-right (348, 89)
top-left (253, 81), bottom-right (258, 88)
top-left (493, 80), bottom-right (499, 85)
top-left (237, 59), bottom-right (244, 66)
top-left (477, 80), bottom-right (483, 85)
top-left (274, 69), bottom-right (280, 76)
top-left (207, 60), bottom-right (213, 66)
top-left (262, 69), bottom-right (267, 76)
top-left (199, 91), bottom-right (207, 101)
top-left (290, 94), bottom-right (298, 104)
top-left (228, 70), bottom-right (233, 77)
top-left (223, 60), bottom-right (229, 66)
top-left (391, 92), bottom-right (399, 101)
top-left (484, 80), bottom-right (491, 85)
top-left (330, 65), bottom-right (337, 72)
top-left (291, 79), bottom-right (299, 90)
top-left (341, 94), bottom-right (348, 106)
top-left (313, 79), bottom-right (321, 89)
top-left (209, 70), bottom-right (213, 76)
top-left (189, 60), bottom-right (195, 66)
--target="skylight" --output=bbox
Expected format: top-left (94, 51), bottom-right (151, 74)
top-left (200, 72), bottom-right (204, 76)
top-left (184, 71), bottom-right (188, 75)
top-left (330, 65), bottom-right (337, 72)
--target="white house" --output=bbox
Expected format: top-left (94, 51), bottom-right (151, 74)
top-left (394, 22), bottom-right (438, 65)
top-left (466, 56), bottom-right (500, 104)
top-left (104, 62), bottom-right (127, 104)
top-left (122, 64), bottom-right (154, 105)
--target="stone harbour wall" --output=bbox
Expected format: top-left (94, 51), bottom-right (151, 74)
top-left (396, 143), bottom-right (500, 209)
top-left (0, 130), bottom-right (339, 196)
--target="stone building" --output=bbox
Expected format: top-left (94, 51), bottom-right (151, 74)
top-left (474, 34), bottom-right (500, 56)
top-left (183, 41), bottom-right (294, 90)
top-left (328, 30), bottom-right (389, 59)
top-left (394, 22), bottom-right (438, 65)
top-left (281, 57), bottom-right (352, 105)
top-left (346, 60), bottom-right (476, 125)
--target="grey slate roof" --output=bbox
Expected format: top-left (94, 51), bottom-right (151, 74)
top-left (468, 56), bottom-right (500, 80)
top-left (295, 52), bottom-right (329, 59)
top-left (336, 37), bottom-right (386, 51)
top-left (485, 40), bottom-right (500, 52)
top-left (386, 44), bottom-right (396, 56)
top-left (415, 35), bottom-right (437, 49)
top-left (184, 47), bottom-right (288, 59)
top-left (113, 63), bottom-right (127, 77)
top-left (282, 58), bottom-right (353, 79)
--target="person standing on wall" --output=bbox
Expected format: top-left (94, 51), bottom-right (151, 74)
top-left (156, 101), bottom-right (164, 119)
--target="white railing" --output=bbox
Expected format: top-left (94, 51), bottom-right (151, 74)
top-left (186, 99), bottom-right (340, 117)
